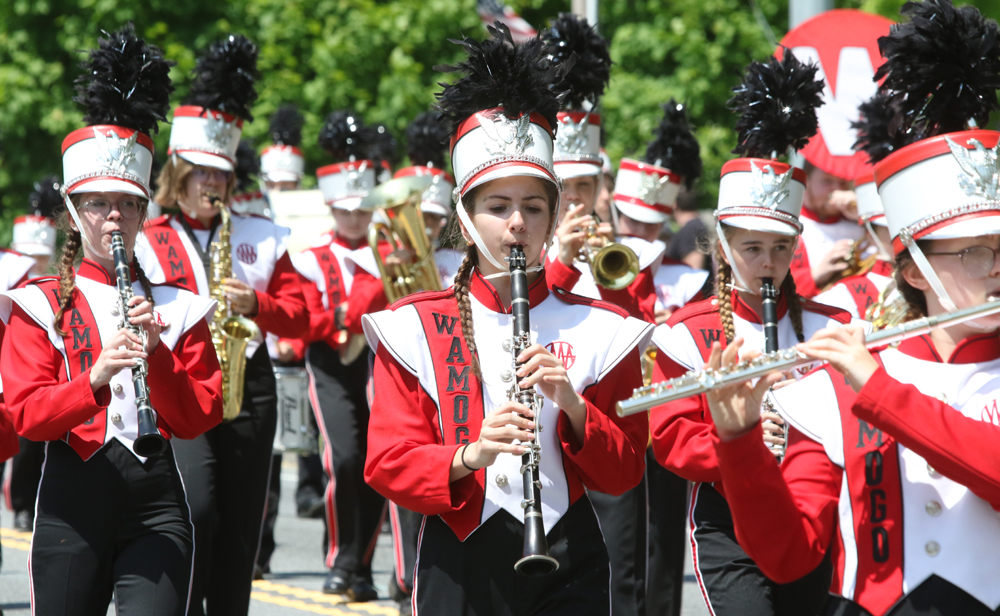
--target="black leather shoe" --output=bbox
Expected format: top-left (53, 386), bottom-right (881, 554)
top-left (13, 510), bottom-right (32, 531)
top-left (398, 599), bottom-right (413, 616)
top-left (322, 570), bottom-right (351, 595)
top-left (297, 496), bottom-right (325, 519)
top-left (347, 579), bottom-right (378, 602)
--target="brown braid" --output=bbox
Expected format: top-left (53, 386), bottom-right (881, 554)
top-left (132, 255), bottom-right (155, 310)
top-left (781, 274), bottom-right (805, 343)
top-left (54, 228), bottom-right (82, 337)
top-left (453, 246), bottom-right (482, 380)
top-left (713, 243), bottom-right (736, 344)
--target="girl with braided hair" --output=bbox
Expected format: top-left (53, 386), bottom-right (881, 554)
top-left (362, 23), bottom-right (653, 615)
top-left (647, 52), bottom-right (866, 616)
top-left (0, 25), bottom-right (222, 615)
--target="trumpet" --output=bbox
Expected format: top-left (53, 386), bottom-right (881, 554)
top-left (576, 213), bottom-right (640, 290)
top-left (822, 236), bottom-right (879, 291)
top-left (617, 297), bottom-right (1000, 417)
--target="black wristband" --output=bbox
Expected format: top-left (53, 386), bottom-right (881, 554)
top-left (460, 443), bottom-right (478, 472)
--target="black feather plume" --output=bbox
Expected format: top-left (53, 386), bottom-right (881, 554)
top-left (234, 138), bottom-right (259, 192)
top-left (644, 100), bottom-right (702, 188)
top-left (318, 110), bottom-right (367, 161)
top-left (874, 0), bottom-right (1000, 140)
top-left (185, 34), bottom-right (260, 121)
top-left (269, 105), bottom-right (304, 147)
top-left (729, 51), bottom-right (824, 158)
top-left (73, 23), bottom-right (174, 134)
top-left (29, 176), bottom-right (63, 218)
top-left (542, 13), bottom-right (611, 109)
top-left (435, 22), bottom-right (565, 135)
top-left (367, 124), bottom-right (401, 170)
top-left (405, 111), bottom-right (450, 168)
top-left (852, 90), bottom-right (913, 164)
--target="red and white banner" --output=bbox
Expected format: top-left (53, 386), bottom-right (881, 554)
top-left (777, 10), bottom-right (894, 181)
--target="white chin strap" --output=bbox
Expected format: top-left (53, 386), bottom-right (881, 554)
top-left (454, 185), bottom-right (559, 281)
top-left (865, 220), bottom-right (891, 261)
top-left (62, 191), bottom-right (111, 259)
top-left (715, 221), bottom-right (754, 295)
top-left (901, 234), bottom-right (958, 313)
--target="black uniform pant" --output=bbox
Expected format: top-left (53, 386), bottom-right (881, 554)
top-left (10, 436), bottom-right (45, 512)
top-left (646, 450), bottom-right (688, 616)
top-left (691, 483), bottom-right (831, 616)
top-left (307, 343), bottom-right (385, 577)
top-left (389, 502), bottom-right (422, 597)
top-left (824, 575), bottom-right (1000, 616)
top-left (414, 498), bottom-right (610, 616)
top-left (31, 439), bottom-right (193, 616)
top-left (174, 344), bottom-right (277, 616)
top-left (590, 477), bottom-right (648, 616)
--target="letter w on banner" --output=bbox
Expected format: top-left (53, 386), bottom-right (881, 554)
top-left (777, 10), bottom-right (894, 182)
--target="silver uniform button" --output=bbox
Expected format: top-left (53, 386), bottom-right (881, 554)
top-left (502, 339), bottom-right (512, 352)
top-left (496, 474), bottom-right (508, 488)
top-left (934, 392), bottom-right (948, 404)
top-left (113, 384), bottom-right (124, 395)
top-left (500, 369), bottom-right (514, 383)
top-left (927, 463), bottom-right (940, 478)
top-left (925, 501), bottom-right (942, 517)
top-left (110, 305), bottom-right (120, 317)
top-left (925, 541), bottom-right (940, 557)
top-left (111, 413), bottom-right (122, 424)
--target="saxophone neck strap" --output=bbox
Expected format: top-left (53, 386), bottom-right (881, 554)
top-left (177, 214), bottom-right (221, 276)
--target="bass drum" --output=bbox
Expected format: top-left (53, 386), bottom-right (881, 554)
top-left (273, 366), bottom-right (319, 455)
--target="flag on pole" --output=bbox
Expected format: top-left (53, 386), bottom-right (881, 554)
top-left (477, 0), bottom-right (537, 42)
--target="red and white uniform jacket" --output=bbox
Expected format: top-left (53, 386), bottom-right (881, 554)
top-left (546, 235), bottom-right (666, 323)
top-left (717, 334), bottom-right (1000, 615)
top-left (791, 208), bottom-right (866, 298)
top-left (363, 271), bottom-right (653, 541)
top-left (649, 291), bottom-right (861, 495)
top-left (0, 249), bottom-right (35, 461)
top-left (652, 256), bottom-right (709, 314)
top-left (136, 213), bottom-right (309, 356)
top-left (814, 260), bottom-right (894, 320)
top-left (282, 235), bottom-right (387, 353)
top-left (0, 259), bottom-right (223, 461)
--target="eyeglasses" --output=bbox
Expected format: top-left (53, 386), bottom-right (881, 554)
top-left (925, 245), bottom-right (1000, 279)
top-left (191, 167), bottom-right (233, 182)
top-left (79, 198), bottom-right (145, 220)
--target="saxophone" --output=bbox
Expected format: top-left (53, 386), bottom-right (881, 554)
top-left (207, 194), bottom-right (261, 421)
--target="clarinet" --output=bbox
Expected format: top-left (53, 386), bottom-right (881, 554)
top-left (760, 277), bottom-right (784, 460)
top-left (507, 245), bottom-right (559, 577)
top-left (111, 231), bottom-right (166, 457)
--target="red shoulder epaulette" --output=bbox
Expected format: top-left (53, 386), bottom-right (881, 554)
top-left (551, 285), bottom-right (630, 318)
top-left (0, 248), bottom-right (26, 257)
top-left (387, 288), bottom-right (456, 311)
top-left (22, 276), bottom-right (59, 289)
top-left (665, 295), bottom-right (720, 327)
top-left (801, 298), bottom-right (853, 324)
top-left (144, 214), bottom-right (171, 229)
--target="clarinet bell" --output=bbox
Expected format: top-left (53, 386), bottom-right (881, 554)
top-left (133, 406), bottom-right (166, 457)
top-left (514, 515), bottom-right (560, 577)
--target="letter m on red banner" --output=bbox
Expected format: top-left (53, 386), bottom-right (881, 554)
top-left (777, 10), bottom-right (894, 182)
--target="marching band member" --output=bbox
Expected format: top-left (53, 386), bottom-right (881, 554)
top-left (261, 104), bottom-right (306, 194)
top-left (814, 92), bottom-right (906, 321)
top-left (363, 23), bottom-right (653, 615)
top-left (541, 14), bottom-right (660, 323)
top-left (704, 3), bottom-right (1000, 614)
top-left (0, 26), bottom-right (222, 615)
top-left (290, 110), bottom-right (387, 600)
top-left (649, 52), bottom-right (862, 616)
top-left (138, 35), bottom-right (309, 615)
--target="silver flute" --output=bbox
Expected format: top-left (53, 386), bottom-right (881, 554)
top-left (618, 297), bottom-right (1000, 417)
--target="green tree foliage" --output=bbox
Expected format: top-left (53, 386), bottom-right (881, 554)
top-left (1, 0), bottom-right (999, 246)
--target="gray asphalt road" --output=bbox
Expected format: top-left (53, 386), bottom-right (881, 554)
top-left (0, 454), bottom-right (709, 615)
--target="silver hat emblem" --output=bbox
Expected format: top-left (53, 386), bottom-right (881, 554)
top-left (346, 160), bottom-right (369, 194)
top-left (423, 173), bottom-right (447, 205)
top-left (638, 171), bottom-right (669, 204)
top-left (946, 136), bottom-right (1000, 200)
top-left (205, 113), bottom-right (236, 151)
top-left (478, 112), bottom-right (534, 157)
top-left (556, 113), bottom-right (590, 154)
top-left (750, 161), bottom-right (793, 210)
top-left (94, 128), bottom-right (138, 175)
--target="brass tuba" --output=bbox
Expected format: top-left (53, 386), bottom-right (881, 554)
top-left (360, 176), bottom-right (442, 304)
top-left (576, 213), bottom-right (640, 290)
top-left (207, 194), bottom-right (261, 421)
top-left (821, 236), bottom-right (879, 291)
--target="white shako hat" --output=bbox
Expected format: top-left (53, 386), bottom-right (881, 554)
top-left (854, 172), bottom-right (885, 226)
top-left (716, 51), bottom-right (824, 292)
top-left (13, 176), bottom-right (62, 256)
top-left (260, 105), bottom-right (305, 183)
top-left (615, 99), bottom-right (702, 225)
top-left (436, 22), bottom-right (564, 275)
top-left (316, 110), bottom-right (376, 211)
top-left (395, 111), bottom-right (455, 217)
top-left (168, 35), bottom-right (260, 173)
top-left (61, 25), bottom-right (174, 201)
top-left (541, 14), bottom-right (610, 180)
top-left (869, 0), bottom-right (1000, 311)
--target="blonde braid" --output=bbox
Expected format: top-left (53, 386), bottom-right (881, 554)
top-left (453, 247), bottom-right (482, 380)
top-left (53, 229), bottom-right (82, 337)
top-left (714, 243), bottom-right (736, 344)
top-left (781, 273), bottom-right (805, 343)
